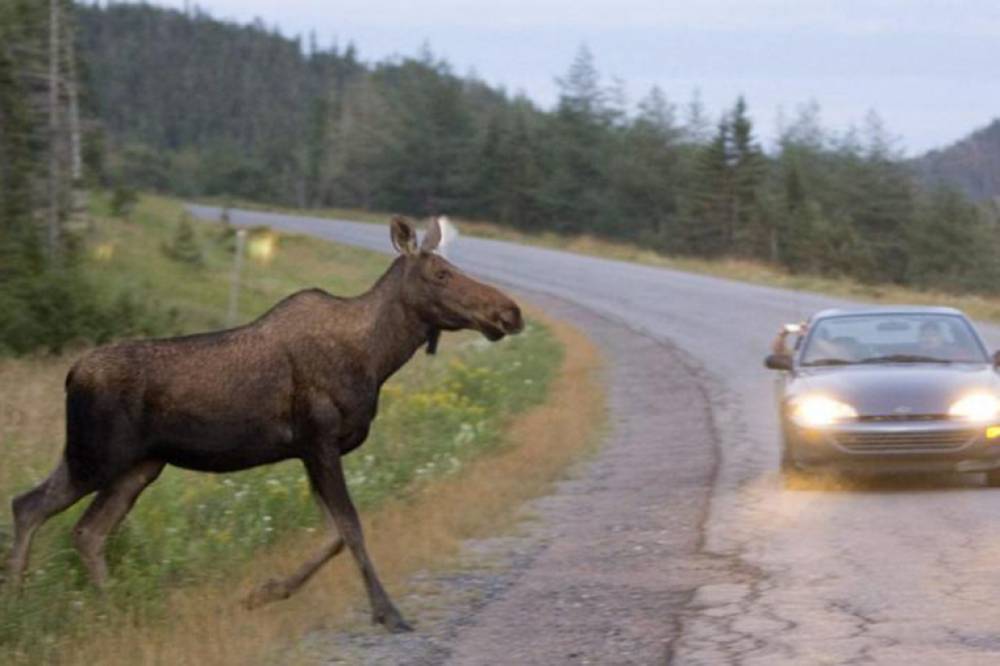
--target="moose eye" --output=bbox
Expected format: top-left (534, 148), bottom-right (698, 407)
top-left (435, 268), bottom-right (451, 282)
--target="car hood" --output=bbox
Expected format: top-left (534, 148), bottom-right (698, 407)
top-left (790, 364), bottom-right (1000, 416)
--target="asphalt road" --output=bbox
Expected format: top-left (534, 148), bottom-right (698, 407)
top-left (190, 205), bottom-right (1000, 665)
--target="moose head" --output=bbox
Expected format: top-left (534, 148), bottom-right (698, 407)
top-left (389, 216), bottom-right (523, 353)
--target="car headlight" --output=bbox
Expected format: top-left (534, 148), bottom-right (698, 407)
top-left (949, 393), bottom-right (1000, 422)
top-left (790, 395), bottom-right (858, 428)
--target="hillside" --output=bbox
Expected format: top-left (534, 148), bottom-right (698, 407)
top-left (914, 118), bottom-right (1000, 203)
top-left (5, 0), bottom-right (1000, 336)
top-left (74, 3), bottom-right (363, 204)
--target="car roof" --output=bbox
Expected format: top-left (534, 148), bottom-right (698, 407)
top-left (809, 306), bottom-right (967, 322)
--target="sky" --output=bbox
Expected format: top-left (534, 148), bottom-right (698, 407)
top-left (102, 0), bottom-right (1000, 155)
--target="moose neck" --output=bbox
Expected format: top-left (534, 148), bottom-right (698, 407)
top-left (355, 258), bottom-right (431, 384)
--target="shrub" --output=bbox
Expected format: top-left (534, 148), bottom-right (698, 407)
top-left (161, 214), bottom-right (204, 265)
top-left (0, 268), bottom-right (178, 356)
top-left (109, 183), bottom-right (138, 218)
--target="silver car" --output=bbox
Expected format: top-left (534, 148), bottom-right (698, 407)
top-left (765, 307), bottom-right (1000, 485)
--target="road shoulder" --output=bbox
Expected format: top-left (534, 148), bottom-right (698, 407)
top-left (323, 291), bottom-right (744, 665)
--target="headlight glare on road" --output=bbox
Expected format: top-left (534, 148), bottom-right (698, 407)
top-left (790, 395), bottom-right (858, 428)
top-left (949, 393), bottom-right (1000, 422)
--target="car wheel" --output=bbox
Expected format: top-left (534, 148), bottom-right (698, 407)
top-left (985, 470), bottom-right (1000, 487)
top-left (780, 433), bottom-right (810, 489)
top-left (782, 463), bottom-right (816, 490)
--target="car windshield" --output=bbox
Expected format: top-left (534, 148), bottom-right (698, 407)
top-left (800, 313), bottom-right (987, 366)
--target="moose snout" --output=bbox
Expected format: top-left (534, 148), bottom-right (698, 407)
top-left (497, 304), bottom-right (523, 334)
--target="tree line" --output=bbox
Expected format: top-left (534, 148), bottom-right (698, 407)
top-left (2, 2), bottom-right (999, 355)
top-left (74, 3), bottom-right (999, 292)
top-left (0, 0), bottom-right (168, 354)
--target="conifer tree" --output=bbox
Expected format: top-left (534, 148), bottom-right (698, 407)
top-left (163, 214), bottom-right (203, 265)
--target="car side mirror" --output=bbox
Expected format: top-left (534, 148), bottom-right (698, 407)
top-left (993, 350), bottom-right (1000, 368)
top-left (765, 354), bottom-right (793, 371)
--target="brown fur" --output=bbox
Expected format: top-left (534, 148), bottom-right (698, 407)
top-left (5, 217), bottom-right (522, 633)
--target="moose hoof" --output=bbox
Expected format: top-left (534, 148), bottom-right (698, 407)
top-left (376, 610), bottom-right (413, 633)
top-left (242, 579), bottom-right (289, 610)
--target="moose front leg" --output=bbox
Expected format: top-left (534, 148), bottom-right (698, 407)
top-left (305, 447), bottom-right (412, 633)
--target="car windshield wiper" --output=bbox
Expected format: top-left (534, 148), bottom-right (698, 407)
top-left (801, 358), bottom-right (854, 366)
top-left (859, 354), bottom-right (951, 364)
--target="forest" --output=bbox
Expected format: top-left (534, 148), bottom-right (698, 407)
top-left (3, 1), bottom-right (1000, 354)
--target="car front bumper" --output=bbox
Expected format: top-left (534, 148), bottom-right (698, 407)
top-left (786, 419), bottom-right (1000, 474)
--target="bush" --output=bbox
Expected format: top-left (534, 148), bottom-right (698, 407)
top-left (109, 183), bottom-right (138, 218)
top-left (0, 268), bottom-right (178, 355)
top-left (161, 214), bottom-right (204, 265)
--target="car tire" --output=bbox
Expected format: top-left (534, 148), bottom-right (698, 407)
top-left (780, 434), bottom-right (811, 489)
top-left (781, 463), bottom-right (816, 490)
top-left (985, 470), bottom-right (1000, 488)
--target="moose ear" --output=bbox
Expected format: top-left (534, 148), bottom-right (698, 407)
top-left (390, 216), bottom-right (417, 255)
top-left (421, 217), bottom-right (443, 252)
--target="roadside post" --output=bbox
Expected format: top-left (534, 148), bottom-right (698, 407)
top-left (226, 228), bottom-right (247, 327)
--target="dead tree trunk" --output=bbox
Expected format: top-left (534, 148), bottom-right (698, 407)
top-left (64, 6), bottom-right (87, 230)
top-left (66, 22), bottom-right (81, 185)
top-left (47, 0), bottom-right (61, 261)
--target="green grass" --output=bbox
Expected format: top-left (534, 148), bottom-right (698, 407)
top-left (86, 194), bottom-right (388, 333)
top-left (0, 194), bottom-right (562, 664)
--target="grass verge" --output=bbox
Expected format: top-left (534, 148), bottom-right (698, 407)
top-left (0, 195), bottom-right (602, 664)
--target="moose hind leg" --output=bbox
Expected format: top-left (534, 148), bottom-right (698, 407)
top-left (72, 460), bottom-right (164, 588)
top-left (8, 461), bottom-right (91, 586)
top-left (305, 450), bottom-right (412, 633)
top-left (243, 492), bottom-right (345, 610)
top-left (73, 460), bottom-right (164, 588)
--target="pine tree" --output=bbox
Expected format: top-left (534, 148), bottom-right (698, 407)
top-left (682, 88), bottom-right (711, 144)
top-left (608, 87), bottom-right (681, 246)
top-left (162, 214), bottom-right (203, 265)
top-left (324, 74), bottom-right (398, 210)
top-left (679, 98), bottom-right (766, 258)
top-left (729, 96), bottom-right (767, 256)
top-left (839, 110), bottom-right (915, 283)
top-left (474, 100), bottom-right (545, 229)
top-left (683, 118), bottom-right (733, 255)
top-left (370, 53), bottom-right (476, 215)
top-left (542, 45), bottom-right (615, 233)
top-left (555, 45), bottom-right (604, 119)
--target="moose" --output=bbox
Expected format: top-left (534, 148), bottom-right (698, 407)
top-left (6, 216), bottom-right (523, 632)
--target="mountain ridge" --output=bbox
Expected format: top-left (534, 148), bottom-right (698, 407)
top-left (913, 118), bottom-right (1000, 202)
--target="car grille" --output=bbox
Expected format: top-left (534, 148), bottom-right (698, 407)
top-left (856, 414), bottom-right (949, 423)
top-left (833, 429), bottom-right (978, 453)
